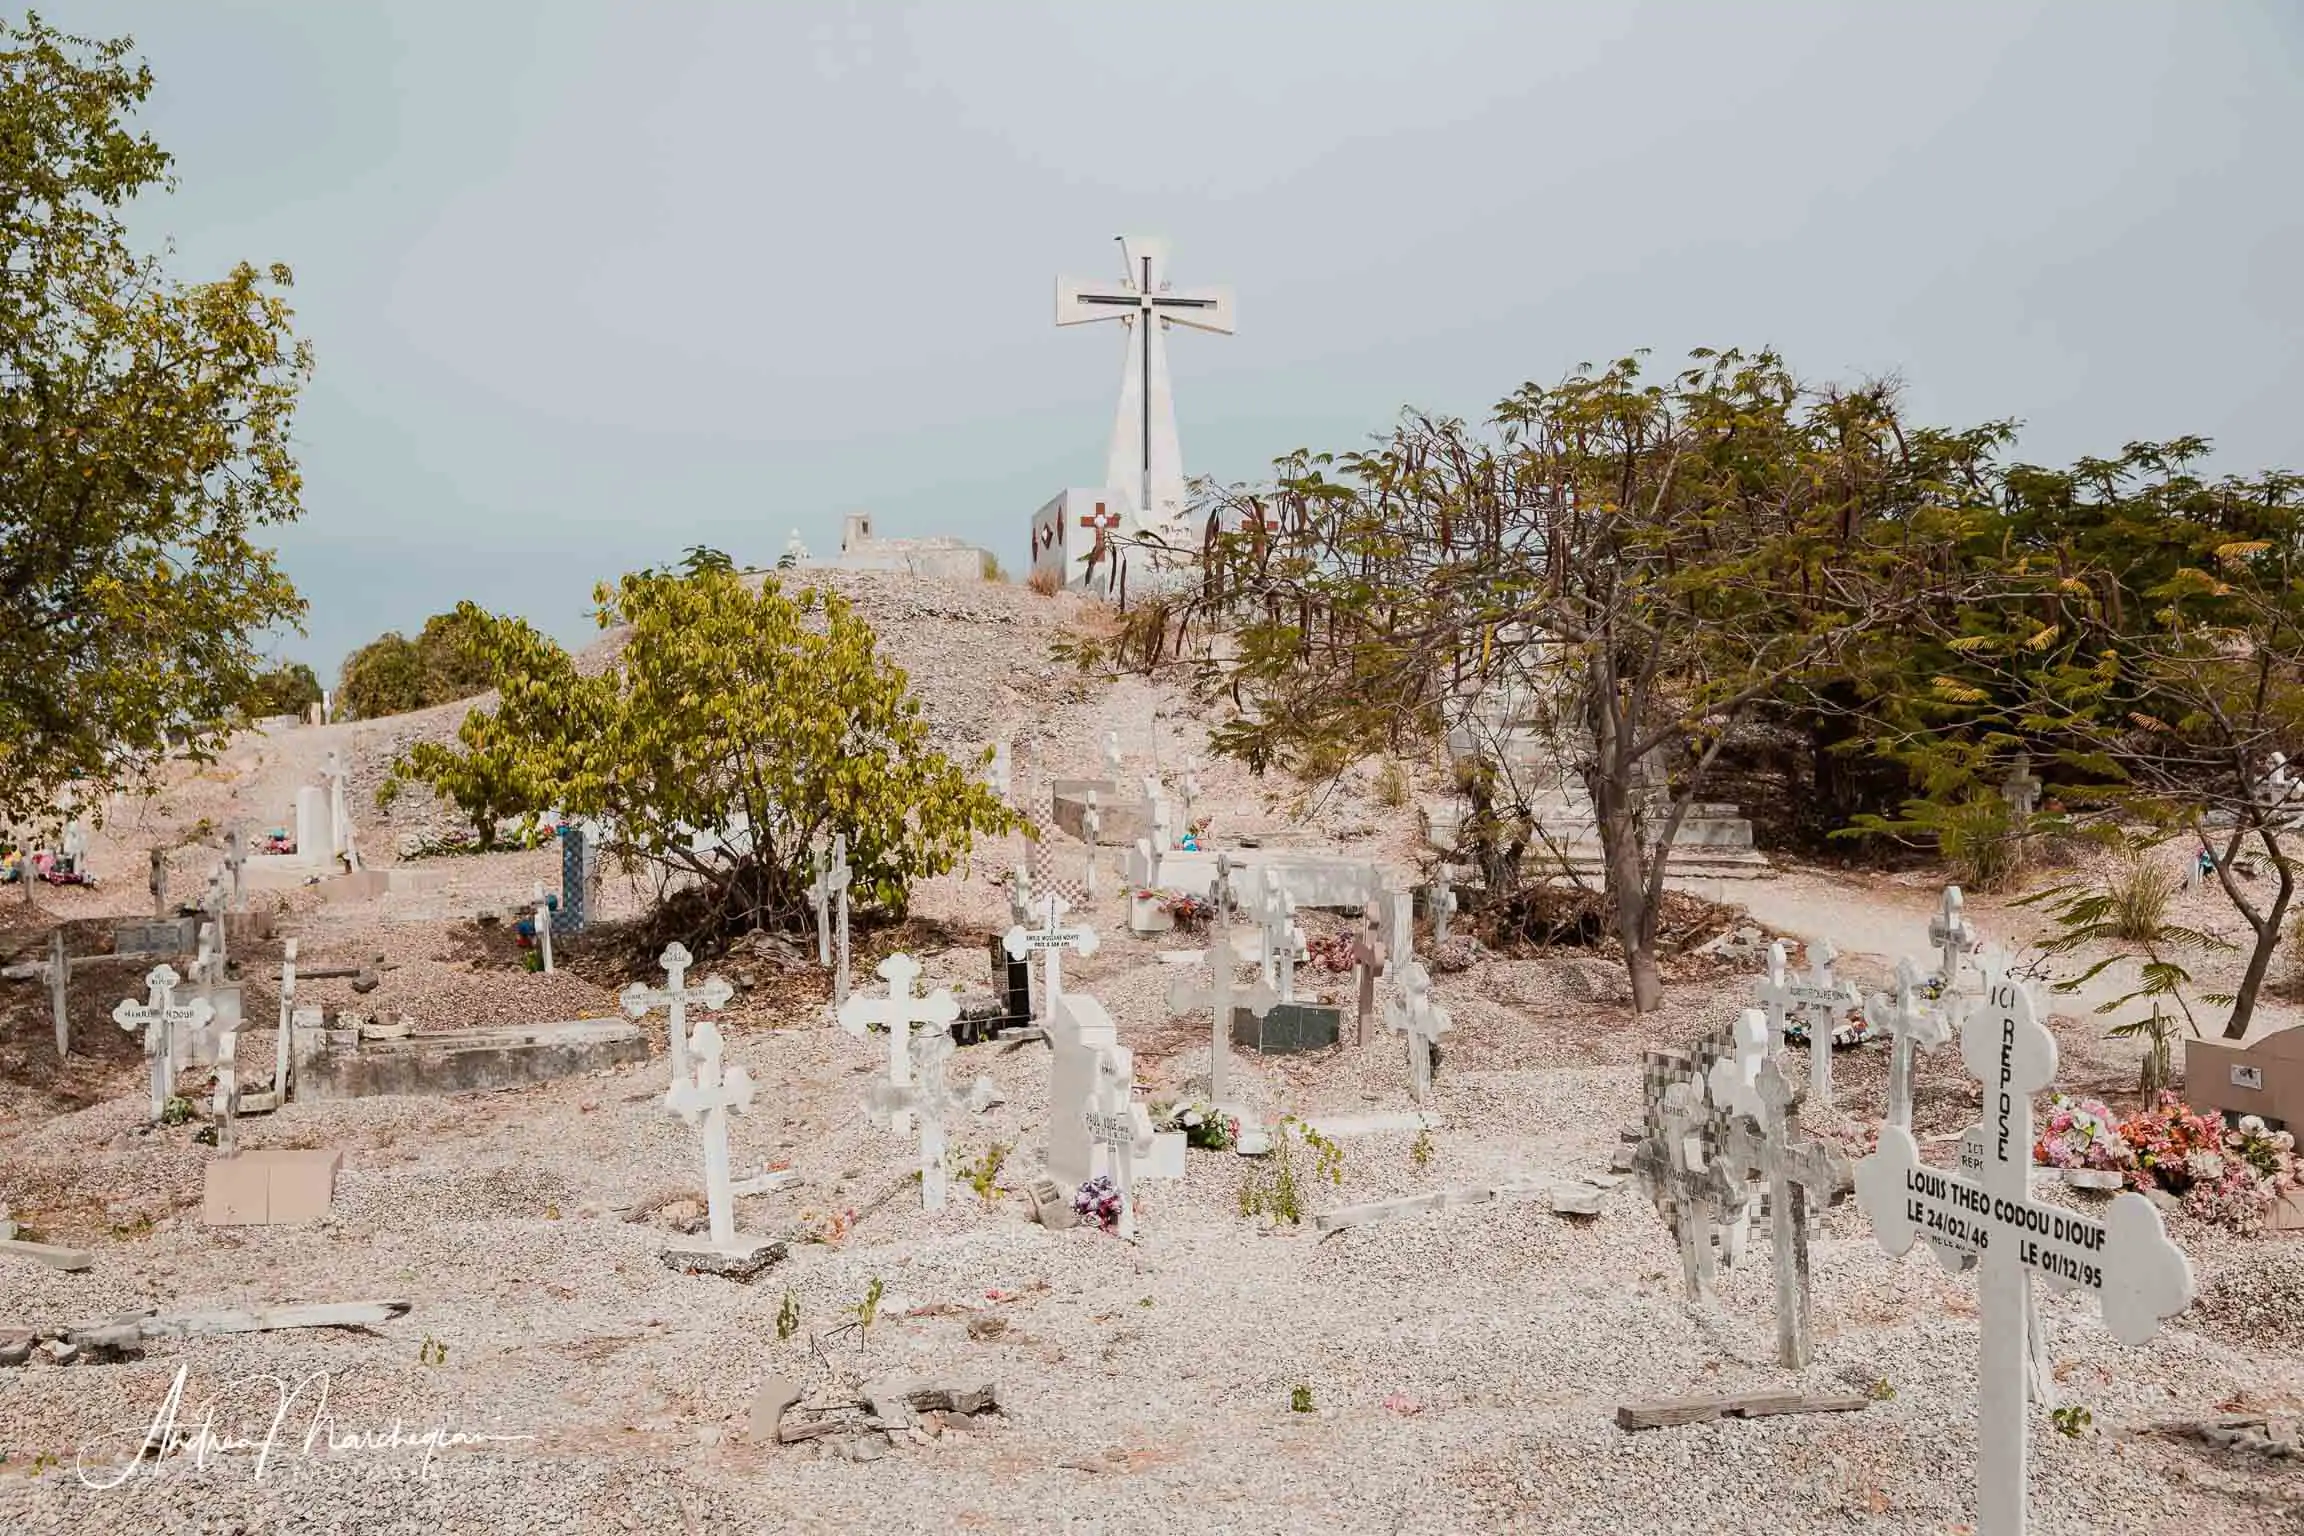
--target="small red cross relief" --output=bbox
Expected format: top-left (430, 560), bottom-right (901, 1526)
top-left (1079, 502), bottom-right (1120, 560)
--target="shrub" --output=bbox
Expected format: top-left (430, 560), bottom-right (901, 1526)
top-left (1027, 566), bottom-right (1062, 597)
top-left (980, 551), bottom-right (1008, 582)
top-left (389, 569), bottom-right (1016, 949)
top-left (2104, 854), bottom-right (2179, 942)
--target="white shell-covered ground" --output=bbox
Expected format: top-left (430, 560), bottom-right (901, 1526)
top-left (2, 572), bottom-right (2299, 1534)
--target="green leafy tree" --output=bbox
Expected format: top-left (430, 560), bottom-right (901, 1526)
top-left (0, 14), bottom-right (310, 824)
top-left (338, 631), bottom-right (428, 719)
top-left (390, 570), bottom-right (1016, 947)
top-left (242, 661), bottom-right (322, 718)
top-left (1160, 350), bottom-right (1980, 1010)
top-left (338, 605), bottom-right (506, 720)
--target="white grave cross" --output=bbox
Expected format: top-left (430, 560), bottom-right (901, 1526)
top-left (835, 952), bottom-right (958, 1138)
top-left (1383, 960), bottom-right (1451, 1102)
top-left (1865, 955), bottom-right (1952, 1130)
top-left (112, 964), bottom-right (212, 1121)
top-left (825, 834), bottom-right (853, 1008)
top-left (1081, 790), bottom-right (1102, 900)
top-left (1004, 893), bottom-right (1099, 1015)
top-left (621, 941), bottom-right (734, 1086)
top-left (1082, 1048), bottom-right (1153, 1239)
top-left (867, 1027), bottom-right (968, 1213)
top-left (663, 1016), bottom-right (755, 1251)
top-left (1785, 938), bottom-right (1860, 1111)
top-left (1166, 940), bottom-right (1277, 1110)
top-left (1854, 975), bottom-right (2194, 1536)
top-left (1430, 874), bottom-right (1458, 944)
top-left (1930, 885), bottom-right (1977, 995)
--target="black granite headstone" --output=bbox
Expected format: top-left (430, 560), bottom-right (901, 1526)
top-left (1231, 1001), bottom-right (1342, 1055)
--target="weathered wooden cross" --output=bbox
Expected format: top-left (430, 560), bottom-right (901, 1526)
top-left (1633, 1076), bottom-right (1743, 1302)
top-left (270, 937), bottom-right (299, 1108)
top-left (621, 941), bottom-right (734, 1086)
top-left (1351, 898), bottom-right (1386, 1047)
top-left (1102, 729), bottom-right (1124, 780)
top-left (1082, 790), bottom-right (1104, 899)
top-left (1430, 873), bottom-right (1459, 943)
top-left (212, 1022), bottom-right (241, 1157)
top-left (663, 1015), bottom-right (755, 1251)
top-left (835, 952), bottom-right (958, 1139)
top-left (1865, 954), bottom-right (1951, 1130)
top-left (1705, 1006), bottom-right (1772, 1123)
top-left (1178, 754), bottom-right (1201, 837)
top-left (1722, 1056), bottom-right (1848, 1368)
top-left (1004, 892), bottom-right (1099, 1017)
top-left (987, 739), bottom-right (1011, 803)
top-left (113, 964), bottom-right (212, 1121)
top-left (1854, 973), bottom-right (2195, 1536)
top-left (807, 858), bottom-right (834, 967)
top-left (1383, 959), bottom-right (1451, 1103)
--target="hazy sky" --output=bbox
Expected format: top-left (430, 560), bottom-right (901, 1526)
top-left (68, 0), bottom-right (2304, 677)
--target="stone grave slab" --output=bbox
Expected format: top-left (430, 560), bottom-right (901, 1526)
top-left (1051, 779), bottom-right (1151, 846)
top-left (113, 917), bottom-right (200, 959)
top-left (202, 1149), bottom-right (343, 1226)
top-left (292, 1018), bottom-right (648, 1100)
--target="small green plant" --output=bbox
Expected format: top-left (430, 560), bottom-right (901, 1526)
top-left (1239, 1117), bottom-right (1346, 1225)
top-left (963, 1141), bottom-right (1011, 1201)
top-left (159, 1095), bottom-right (195, 1126)
top-left (1289, 1385), bottom-right (1314, 1413)
top-left (1409, 1130), bottom-right (1434, 1171)
top-left (980, 551), bottom-right (1008, 582)
top-left (417, 1336), bottom-right (448, 1366)
top-left (2108, 1002), bottom-right (2180, 1097)
top-left (2050, 1404), bottom-right (2092, 1439)
top-left (1866, 1377), bottom-right (1895, 1401)
top-left (776, 1290), bottom-right (801, 1342)
top-left (852, 1277), bottom-right (885, 1349)
top-left (1374, 759), bottom-right (1409, 809)
top-left (1137, 1296), bottom-right (1154, 1309)
top-left (2104, 854), bottom-right (2180, 942)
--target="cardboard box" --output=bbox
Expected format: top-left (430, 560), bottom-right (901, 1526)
top-left (202, 1149), bottom-right (343, 1226)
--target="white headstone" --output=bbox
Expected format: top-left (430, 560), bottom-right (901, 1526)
top-left (1854, 974), bottom-right (2195, 1535)
top-left (1083, 1047), bottom-right (1153, 1239)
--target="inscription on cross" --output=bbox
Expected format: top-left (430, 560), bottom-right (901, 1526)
top-left (1082, 1047), bottom-right (1154, 1239)
top-left (621, 942), bottom-right (734, 1087)
top-left (1855, 974), bottom-right (2194, 1535)
top-left (1004, 893), bottom-right (1099, 1017)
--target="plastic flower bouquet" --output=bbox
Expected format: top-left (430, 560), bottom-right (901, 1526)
top-left (2034, 1094), bottom-right (2131, 1174)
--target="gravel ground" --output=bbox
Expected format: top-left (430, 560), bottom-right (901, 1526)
top-left (2, 574), bottom-right (2300, 1534)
